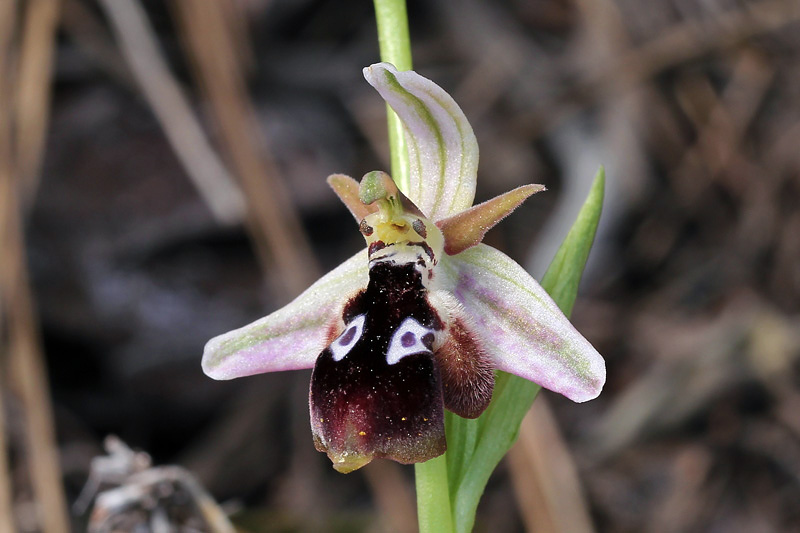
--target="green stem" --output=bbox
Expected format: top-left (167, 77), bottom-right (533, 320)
top-left (414, 455), bottom-right (454, 533)
top-left (373, 1), bottom-right (453, 530)
top-left (373, 0), bottom-right (411, 193)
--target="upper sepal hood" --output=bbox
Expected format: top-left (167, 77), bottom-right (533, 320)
top-left (363, 63), bottom-right (478, 220)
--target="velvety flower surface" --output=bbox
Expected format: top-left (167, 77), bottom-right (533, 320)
top-left (202, 63), bottom-right (605, 473)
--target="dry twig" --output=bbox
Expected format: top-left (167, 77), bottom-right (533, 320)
top-left (0, 136), bottom-right (71, 533)
top-left (97, 0), bottom-right (246, 227)
top-left (170, 0), bottom-right (320, 296)
top-left (508, 397), bottom-right (596, 533)
top-left (0, 4), bottom-right (20, 530)
top-left (0, 1), bottom-right (70, 530)
top-left (14, 0), bottom-right (61, 203)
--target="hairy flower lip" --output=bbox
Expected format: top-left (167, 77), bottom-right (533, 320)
top-left (201, 63), bottom-right (605, 472)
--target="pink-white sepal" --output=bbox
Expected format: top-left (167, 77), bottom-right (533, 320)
top-left (202, 250), bottom-right (368, 379)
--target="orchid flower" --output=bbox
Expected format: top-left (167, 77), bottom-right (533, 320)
top-left (202, 63), bottom-right (605, 473)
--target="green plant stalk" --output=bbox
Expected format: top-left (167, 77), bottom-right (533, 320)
top-left (373, 0), bottom-right (412, 194)
top-left (414, 454), bottom-right (454, 533)
top-left (373, 1), bottom-right (452, 530)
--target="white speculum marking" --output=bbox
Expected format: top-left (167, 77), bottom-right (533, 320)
top-left (386, 317), bottom-right (435, 365)
top-left (330, 314), bottom-right (366, 361)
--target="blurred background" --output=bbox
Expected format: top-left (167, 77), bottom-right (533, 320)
top-left (1, 0), bottom-right (799, 531)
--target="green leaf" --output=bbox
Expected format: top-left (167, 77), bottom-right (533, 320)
top-left (445, 166), bottom-right (605, 533)
top-left (540, 167), bottom-right (606, 317)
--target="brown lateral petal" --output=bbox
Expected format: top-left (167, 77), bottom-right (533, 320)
top-left (327, 174), bottom-right (377, 222)
top-left (437, 184), bottom-right (545, 256)
top-left (436, 315), bottom-right (495, 419)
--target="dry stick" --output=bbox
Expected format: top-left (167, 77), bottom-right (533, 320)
top-left (0, 144), bottom-right (71, 533)
top-left (179, 380), bottom-right (283, 490)
top-left (0, 2), bottom-right (19, 529)
top-left (107, 0), bottom-right (320, 521)
top-left (0, 216), bottom-right (17, 533)
top-left (167, 468), bottom-right (236, 533)
top-left (170, 0), bottom-right (319, 295)
top-left (606, 0), bottom-right (796, 89)
top-left (217, 0), bottom-right (256, 78)
top-left (0, 0), bottom-right (16, 318)
top-left (507, 397), bottom-right (596, 533)
top-left (437, 0), bottom-right (557, 115)
top-left (14, 0), bottom-right (60, 204)
top-left (97, 0), bottom-right (246, 227)
top-left (111, 0), bottom-right (321, 520)
top-left (0, 364), bottom-right (14, 533)
top-left (169, 4), bottom-right (326, 521)
top-left (1, 2), bottom-right (71, 531)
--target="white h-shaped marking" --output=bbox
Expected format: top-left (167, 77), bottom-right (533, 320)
top-left (386, 317), bottom-right (434, 365)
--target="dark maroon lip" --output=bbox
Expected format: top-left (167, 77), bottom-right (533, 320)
top-left (310, 250), bottom-right (495, 470)
top-left (310, 260), bottom-right (447, 469)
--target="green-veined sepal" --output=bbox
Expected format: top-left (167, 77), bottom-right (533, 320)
top-left (202, 250), bottom-right (368, 379)
top-left (363, 63), bottom-right (478, 221)
top-left (439, 244), bottom-right (605, 402)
